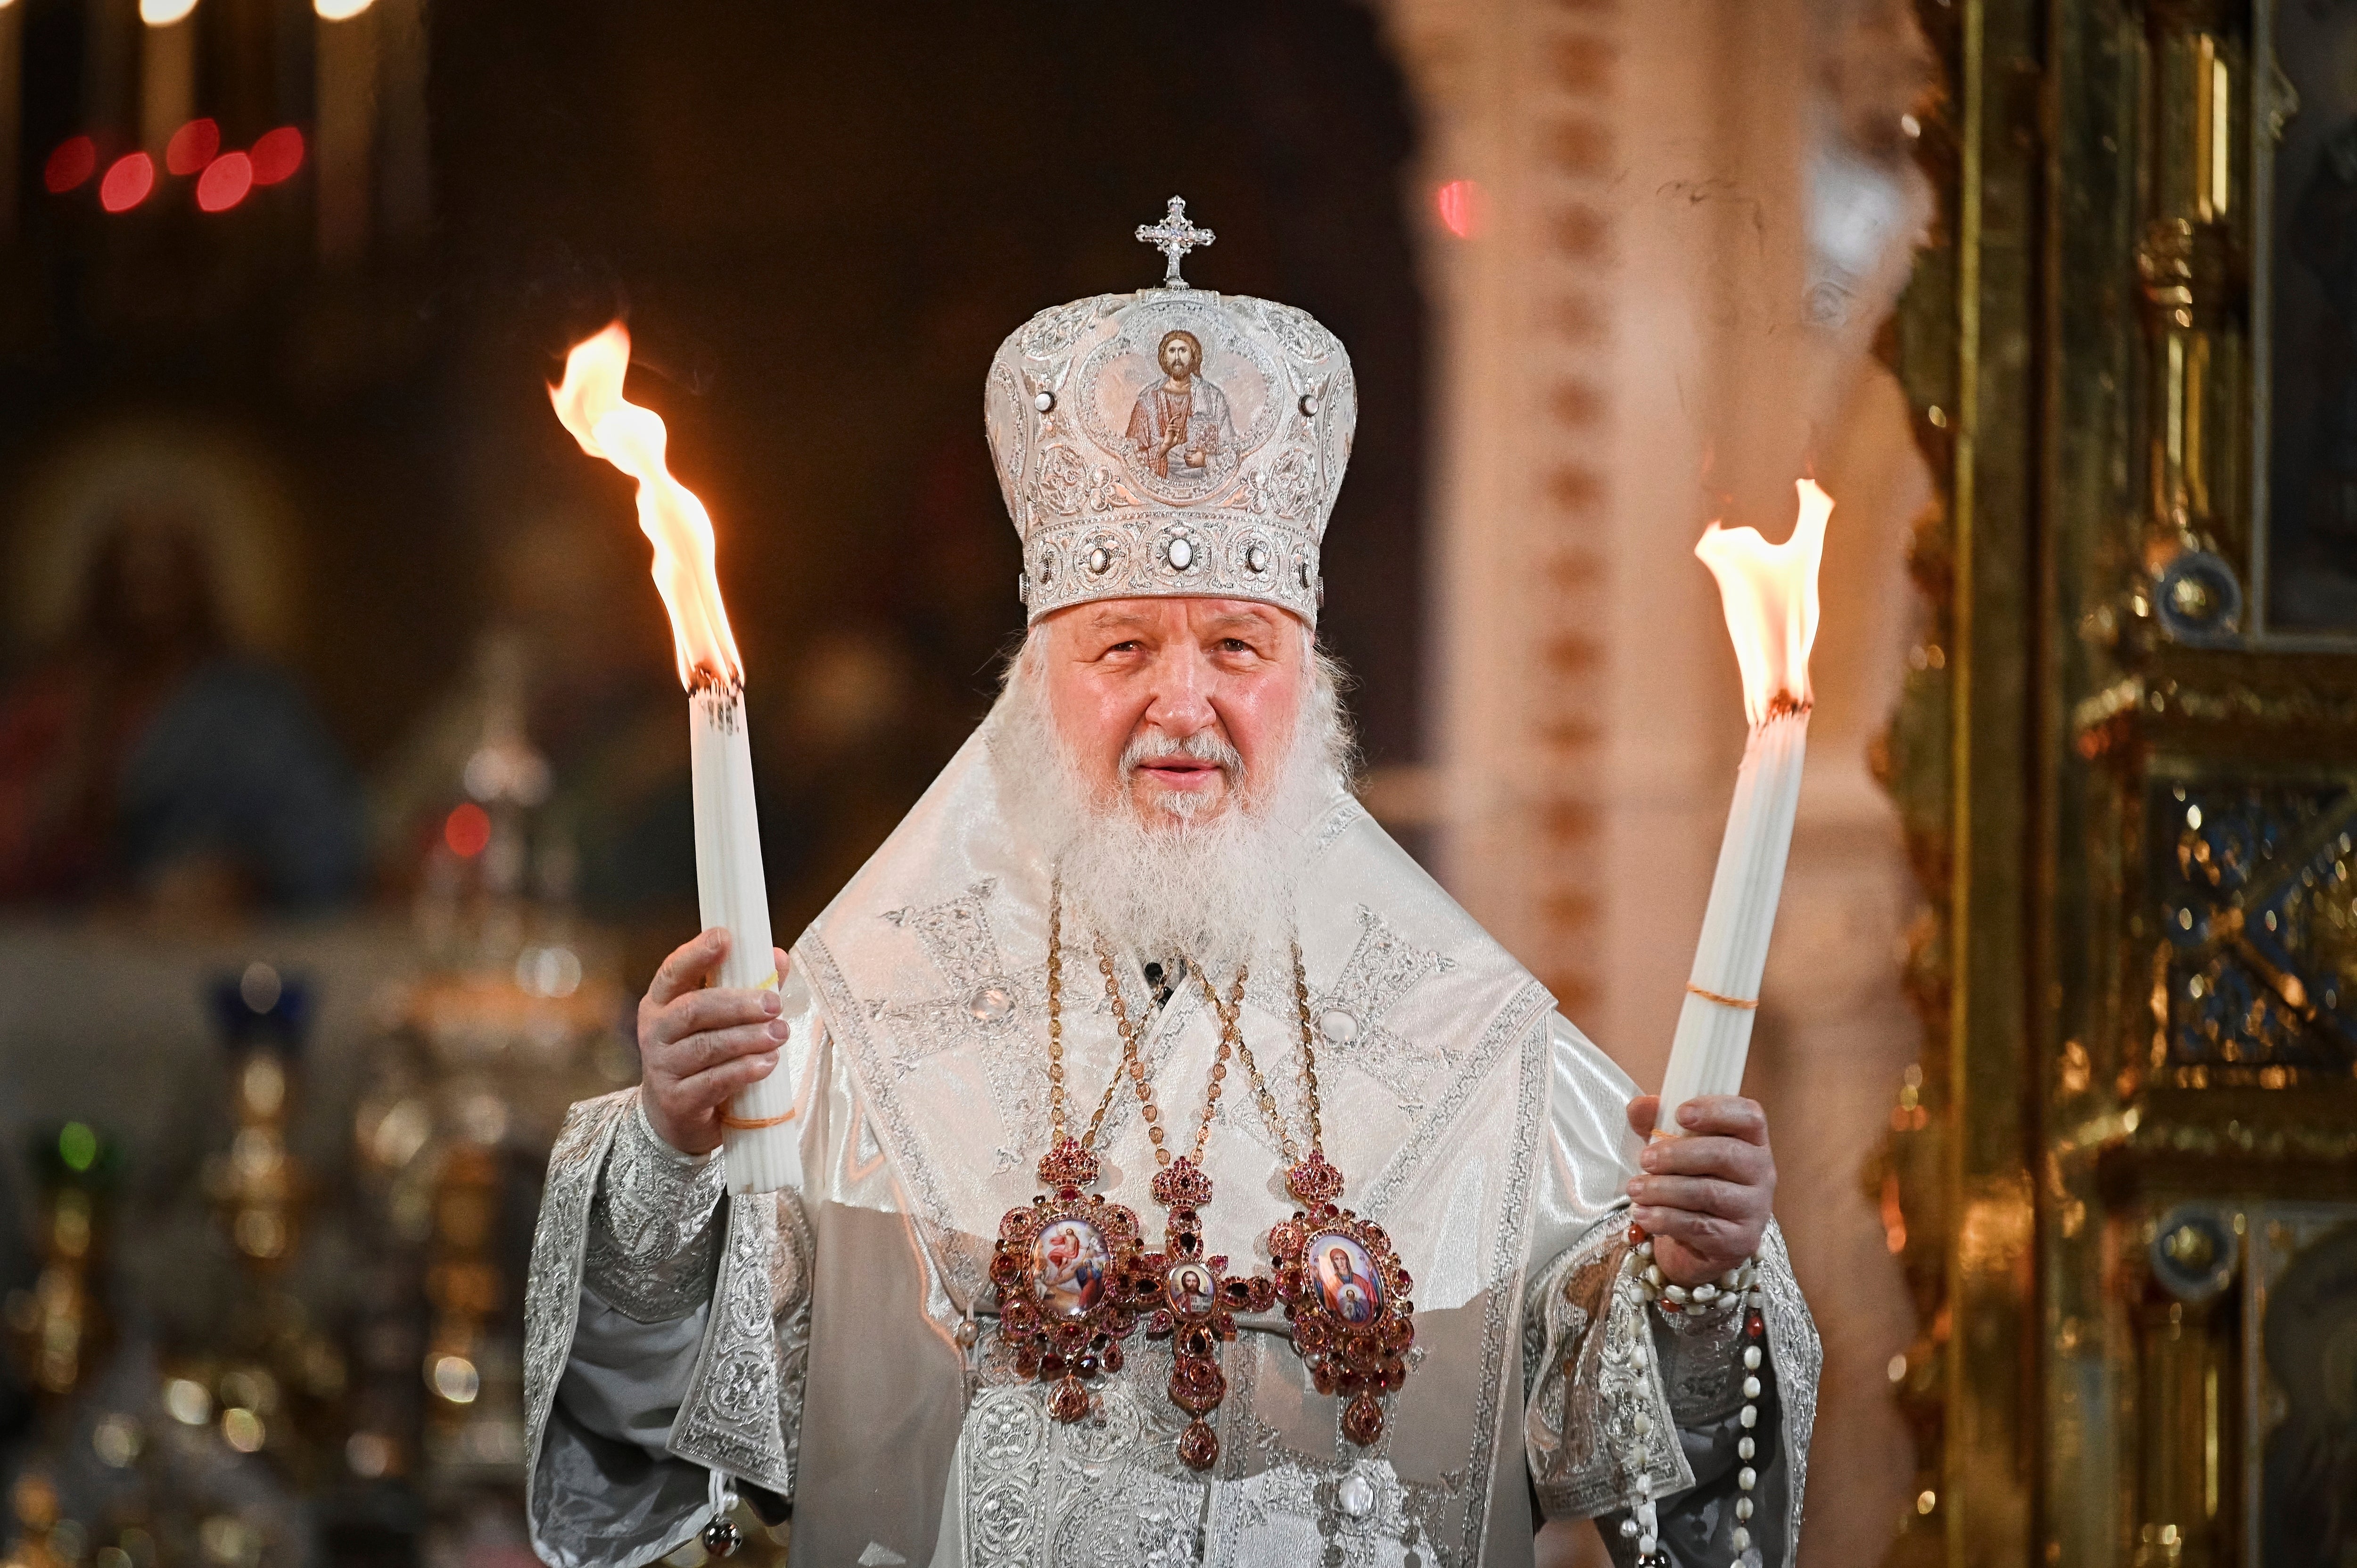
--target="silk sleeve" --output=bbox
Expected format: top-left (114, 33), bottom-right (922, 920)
top-left (1517, 1012), bottom-right (1820, 1567)
top-left (522, 969), bottom-right (827, 1568)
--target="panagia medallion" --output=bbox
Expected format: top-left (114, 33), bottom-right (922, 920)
top-left (1269, 1196), bottom-right (1416, 1445)
top-left (989, 888), bottom-right (1147, 1423)
top-left (990, 1140), bottom-right (1146, 1422)
top-left (1262, 945), bottom-right (1417, 1447)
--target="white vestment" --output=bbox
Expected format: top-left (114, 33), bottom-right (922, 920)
top-left (520, 719), bottom-right (1821, 1567)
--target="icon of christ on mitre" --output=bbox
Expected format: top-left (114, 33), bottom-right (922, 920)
top-left (522, 201), bottom-right (1819, 1568)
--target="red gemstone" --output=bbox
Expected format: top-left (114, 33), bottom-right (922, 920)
top-left (1169, 1358), bottom-right (1226, 1412)
top-left (1342, 1393), bottom-right (1385, 1446)
top-left (1102, 1341), bottom-right (1125, 1373)
top-left (1176, 1419), bottom-right (1220, 1471)
top-left (1047, 1376), bottom-right (1090, 1422)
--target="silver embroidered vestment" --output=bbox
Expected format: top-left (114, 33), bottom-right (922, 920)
top-left (520, 718), bottom-right (1821, 1568)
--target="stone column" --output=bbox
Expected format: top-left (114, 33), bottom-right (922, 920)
top-left (1380, 0), bottom-right (1935, 1560)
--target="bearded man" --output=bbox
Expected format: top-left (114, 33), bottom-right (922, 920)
top-left (522, 220), bottom-right (1818, 1568)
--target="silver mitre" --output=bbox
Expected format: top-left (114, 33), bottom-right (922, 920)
top-left (985, 197), bottom-right (1358, 627)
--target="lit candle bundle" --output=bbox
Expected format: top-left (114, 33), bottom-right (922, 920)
top-left (1655, 479), bottom-right (1832, 1136)
top-left (551, 322), bottom-right (793, 1194)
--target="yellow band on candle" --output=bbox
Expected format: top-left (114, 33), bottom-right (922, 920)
top-left (1685, 983), bottom-right (1759, 1010)
top-left (758, 970), bottom-right (779, 990)
top-left (721, 1109), bottom-right (796, 1130)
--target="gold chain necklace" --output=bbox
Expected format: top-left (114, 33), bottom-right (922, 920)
top-left (987, 886), bottom-right (1150, 1423)
top-left (1097, 942), bottom-right (1275, 1471)
top-left (991, 904), bottom-right (1416, 1455)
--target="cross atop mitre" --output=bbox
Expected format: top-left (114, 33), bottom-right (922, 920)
top-left (1134, 195), bottom-right (1215, 289)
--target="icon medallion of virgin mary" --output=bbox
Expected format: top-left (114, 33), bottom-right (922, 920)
top-left (1269, 1205), bottom-right (1415, 1446)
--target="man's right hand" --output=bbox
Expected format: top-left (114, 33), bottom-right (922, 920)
top-left (636, 927), bottom-right (791, 1156)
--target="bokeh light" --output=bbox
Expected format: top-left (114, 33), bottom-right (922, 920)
top-left (165, 118), bottom-right (220, 176)
top-left (197, 152), bottom-right (254, 212)
top-left (58, 1122), bottom-right (98, 1172)
top-left (43, 136), bottom-right (97, 194)
top-left (99, 153), bottom-right (156, 213)
top-left (443, 803), bottom-right (492, 858)
top-left (250, 127), bottom-right (306, 186)
top-left (313, 0), bottom-right (374, 17)
top-left (1435, 179), bottom-right (1483, 239)
top-left (140, 0), bottom-right (199, 23)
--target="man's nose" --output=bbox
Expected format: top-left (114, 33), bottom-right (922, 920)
top-left (1141, 646), bottom-right (1216, 734)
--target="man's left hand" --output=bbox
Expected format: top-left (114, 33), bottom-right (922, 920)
top-left (1623, 1094), bottom-right (1776, 1288)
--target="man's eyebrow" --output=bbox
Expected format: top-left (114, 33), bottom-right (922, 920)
top-left (1201, 610), bottom-right (1281, 636)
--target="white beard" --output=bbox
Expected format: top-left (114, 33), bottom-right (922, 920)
top-left (986, 629), bottom-right (1353, 969)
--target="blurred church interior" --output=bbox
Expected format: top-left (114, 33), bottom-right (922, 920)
top-left (0, 0), bottom-right (2351, 1565)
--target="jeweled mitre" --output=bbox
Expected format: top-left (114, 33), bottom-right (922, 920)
top-left (985, 201), bottom-right (1357, 626)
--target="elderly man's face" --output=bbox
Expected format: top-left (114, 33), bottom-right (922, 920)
top-left (1041, 596), bottom-right (1306, 825)
top-left (1161, 338), bottom-right (1197, 380)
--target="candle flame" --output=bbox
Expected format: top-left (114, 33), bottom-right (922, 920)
top-left (550, 322), bottom-right (742, 691)
top-left (1694, 479), bottom-right (1831, 727)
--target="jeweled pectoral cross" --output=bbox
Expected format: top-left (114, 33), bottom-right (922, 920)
top-left (1128, 1156), bottom-right (1276, 1471)
top-left (1136, 196), bottom-right (1214, 289)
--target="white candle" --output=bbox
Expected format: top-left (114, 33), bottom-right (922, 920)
top-left (552, 322), bottom-right (796, 1195)
top-left (1656, 706), bottom-right (1808, 1132)
top-left (1655, 480), bottom-right (1832, 1137)
top-left (691, 679), bottom-right (793, 1194)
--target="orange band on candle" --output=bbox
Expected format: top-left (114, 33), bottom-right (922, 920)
top-left (1685, 983), bottom-right (1759, 1010)
top-left (720, 1110), bottom-right (796, 1130)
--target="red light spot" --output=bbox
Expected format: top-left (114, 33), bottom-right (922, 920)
top-left (165, 118), bottom-right (221, 176)
top-left (1435, 178), bottom-right (1483, 239)
top-left (443, 803), bottom-right (492, 858)
top-left (197, 152), bottom-right (254, 212)
top-left (250, 127), bottom-right (305, 186)
top-left (99, 153), bottom-right (156, 213)
top-left (43, 136), bottom-right (98, 194)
